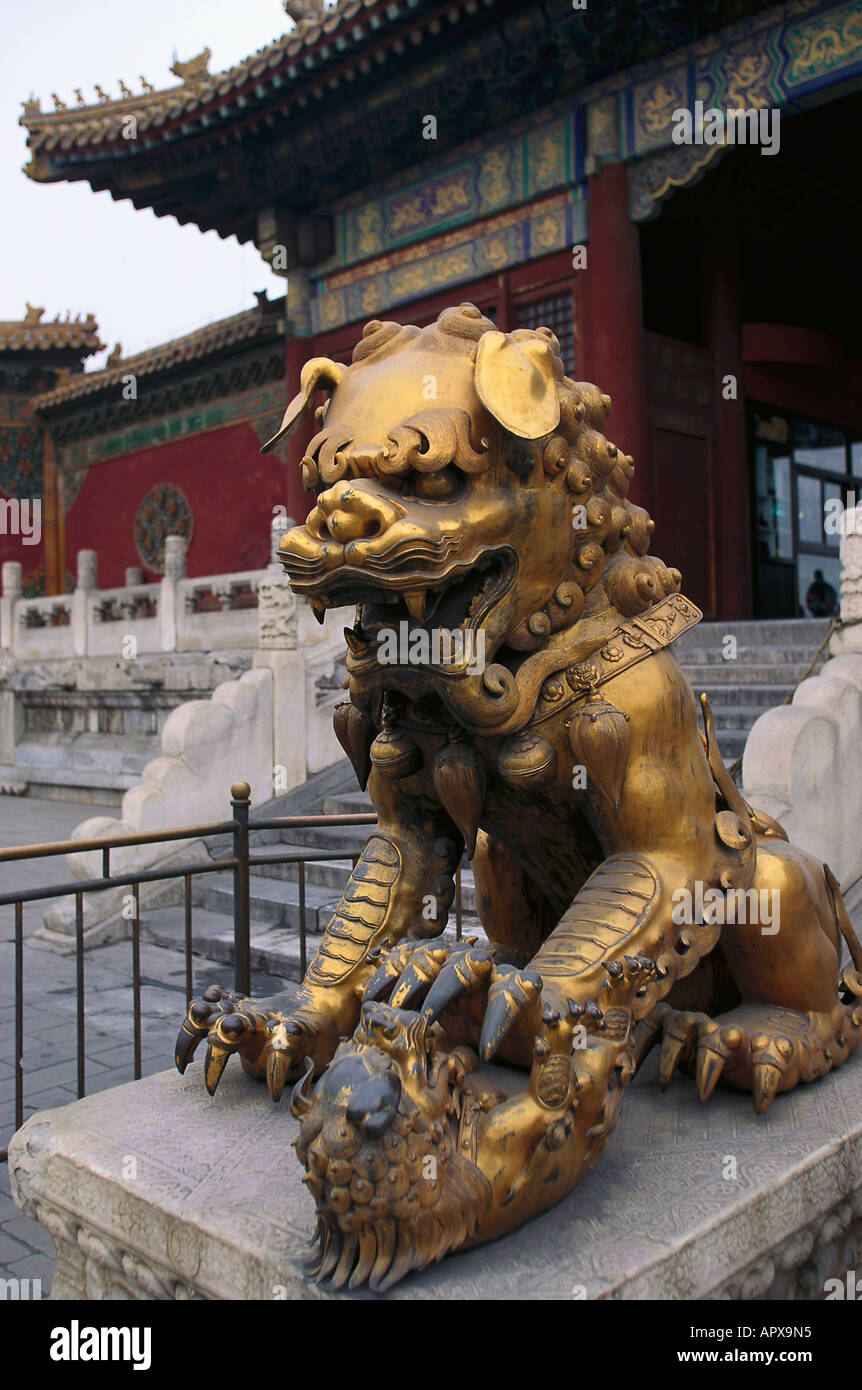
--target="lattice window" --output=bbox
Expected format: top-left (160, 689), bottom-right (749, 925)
top-left (515, 293), bottom-right (575, 375)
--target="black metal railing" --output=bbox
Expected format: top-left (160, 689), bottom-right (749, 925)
top-left (0, 781), bottom-right (418, 1161)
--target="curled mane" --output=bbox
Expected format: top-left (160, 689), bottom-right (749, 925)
top-left (357, 304), bottom-right (682, 621)
top-left (548, 368), bottom-right (682, 620)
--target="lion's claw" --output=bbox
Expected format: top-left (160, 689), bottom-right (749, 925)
top-left (389, 945), bottom-right (449, 1010)
top-left (657, 1009), bottom-right (744, 1097)
top-left (175, 985), bottom-right (309, 1098)
top-left (175, 986), bottom-right (248, 1075)
top-left (654, 1004), bottom-right (836, 1112)
top-left (422, 945), bottom-right (494, 1020)
top-left (363, 941), bottom-right (426, 1004)
top-left (479, 964), bottom-right (543, 1061)
top-left (363, 939), bottom-right (493, 1023)
top-left (266, 1018), bottom-right (313, 1102)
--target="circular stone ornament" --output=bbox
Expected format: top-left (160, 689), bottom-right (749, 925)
top-left (134, 483), bottom-right (194, 572)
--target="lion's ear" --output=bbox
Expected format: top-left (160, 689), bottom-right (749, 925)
top-left (474, 331), bottom-right (560, 440)
top-left (260, 357), bottom-right (347, 454)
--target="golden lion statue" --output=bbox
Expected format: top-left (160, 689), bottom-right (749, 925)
top-left (176, 304), bottom-right (862, 1292)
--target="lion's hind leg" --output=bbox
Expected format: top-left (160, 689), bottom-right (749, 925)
top-left (654, 990), bottom-right (862, 1113)
top-left (655, 845), bottom-right (862, 1112)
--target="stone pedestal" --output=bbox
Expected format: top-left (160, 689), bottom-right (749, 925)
top-left (9, 1050), bottom-right (862, 1300)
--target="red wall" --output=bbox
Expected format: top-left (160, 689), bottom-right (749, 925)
top-left (64, 420), bottom-right (288, 588)
top-left (0, 498), bottom-right (45, 591)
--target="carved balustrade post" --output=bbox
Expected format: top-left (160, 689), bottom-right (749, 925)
top-left (72, 549), bottom-right (98, 656)
top-left (159, 534), bottom-right (186, 652)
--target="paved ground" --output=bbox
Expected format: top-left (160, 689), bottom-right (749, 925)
top-left (0, 793), bottom-right (84, 937)
top-left (0, 793), bottom-right (296, 1294)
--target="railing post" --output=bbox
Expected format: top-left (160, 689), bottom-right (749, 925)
top-left (231, 781), bottom-right (251, 995)
top-left (72, 548), bottom-right (97, 657)
top-left (159, 533), bottom-right (185, 653)
top-left (0, 560), bottom-right (22, 652)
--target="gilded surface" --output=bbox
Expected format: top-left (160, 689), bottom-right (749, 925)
top-left (177, 304), bottom-right (862, 1291)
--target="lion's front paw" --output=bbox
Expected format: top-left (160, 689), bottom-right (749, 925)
top-left (479, 952), bottom-right (659, 1064)
top-left (175, 986), bottom-right (280, 1094)
top-left (361, 936), bottom-right (496, 1035)
top-left (174, 984), bottom-right (347, 1100)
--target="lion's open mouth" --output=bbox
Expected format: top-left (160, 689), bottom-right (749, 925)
top-left (285, 546), bottom-right (516, 638)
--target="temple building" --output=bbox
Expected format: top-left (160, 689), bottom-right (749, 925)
top-left (0, 306), bottom-right (103, 594)
top-left (31, 292), bottom-right (289, 589)
top-left (17, 0), bottom-right (862, 619)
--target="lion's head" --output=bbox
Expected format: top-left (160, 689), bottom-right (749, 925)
top-left (292, 1000), bottom-right (493, 1291)
top-left (268, 303), bottom-right (681, 732)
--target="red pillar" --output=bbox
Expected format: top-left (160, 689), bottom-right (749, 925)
top-left (285, 335), bottom-right (314, 523)
top-left (707, 242), bottom-right (753, 619)
top-left (41, 427), bottom-right (63, 595)
top-left (582, 163), bottom-right (649, 509)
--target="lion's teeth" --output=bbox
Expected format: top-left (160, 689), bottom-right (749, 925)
top-left (404, 591), bottom-right (428, 623)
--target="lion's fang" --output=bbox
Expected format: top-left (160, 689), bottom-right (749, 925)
top-left (405, 591), bottom-right (430, 622)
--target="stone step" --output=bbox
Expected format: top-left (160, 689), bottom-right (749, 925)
top-left (11, 732), bottom-right (158, 773)
top-left (678, 648), bottom-right (826, 668)
top-left (675, 618), bottom-right (829, 647)
top-left (193, 871), bottom-right (340, 933)
top-left (674, 621), bottom-right (828, 766)
top-left (706, 705), bottom-right (779, 731)
top-left (0, 732), bottom-right (160, 803)
top-left (321, 789), bottom-right (374, 816)
top-left (679, 661), bottom-right (821, 685)
top-left (250, 844), bottom-right (358, 892)
top-left (688, 683), bottom-right (794, 709)
top-left (712, 731), bottom-right (748, 762)
top-left (140, 904), bottom-right (310, 981)
top-left (274, 820), bottom-right (379, 855)
top-left (0, 761), bottom-right (130, 805)
top-left (250, 840), bottom-right (478, 913)
top-left (140, 902), bottom-right (485, 983)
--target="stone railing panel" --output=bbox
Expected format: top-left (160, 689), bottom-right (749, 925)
top-left (176, 570), bottom-right (263, 653)
top-left (43, 668), bottom-right (274, 948)
top-left (86, 584), bottom-right (160, 657)
top-left (14, 597), bottom-right (75, 660)
top-left (1, 540), bottom-right (268, 660)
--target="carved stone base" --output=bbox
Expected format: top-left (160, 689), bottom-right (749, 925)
top-left (9, 1053), bottom-right (862, 1300)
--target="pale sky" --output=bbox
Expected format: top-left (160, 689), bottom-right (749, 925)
top-left (0, 0), bottom-right (296, 367)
